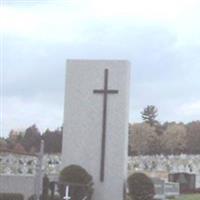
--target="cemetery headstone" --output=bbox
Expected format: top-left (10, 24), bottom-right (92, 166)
top-left (169, 173), bottom-right (196, 193)
top-left (62, 60), bottom-right (131, 200)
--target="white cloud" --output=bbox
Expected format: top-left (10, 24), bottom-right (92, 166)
top-left (1, 0), bottom-right (200, 44)
top-left (87, 0), bottom-right (188, 19)
top-left (0, 5), bottom-right (88, 43)
top-left (179, 100), bottom-right (200, 117)
top-left (0, 7), bottom-right (39, 36)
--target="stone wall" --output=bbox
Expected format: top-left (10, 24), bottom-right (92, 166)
top-left (128, 154), bottom-right (200, 174)
top-left (0, 152), bottom-right (61, 175)
top-left (1, 152), bottom-right (200, 176)
top-left (0, 175), bottom-right (35, 200)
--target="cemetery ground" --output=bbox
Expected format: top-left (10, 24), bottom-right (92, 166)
top-left (173, 194), bottom-right (200, 200)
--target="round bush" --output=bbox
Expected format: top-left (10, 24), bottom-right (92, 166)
top-left (128, 173), bottom-right (155, 200)
top-left (28, 194), bottom-right (40, 200)
top-left (0, 193), bottom-right (24, 200)
top-left (28, 194), bottom-right (59, 200)
top-left (59, 165), bottom-right (93, 200)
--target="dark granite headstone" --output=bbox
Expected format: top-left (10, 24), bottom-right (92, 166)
top-left (169, 173), bottom-right (196, 193)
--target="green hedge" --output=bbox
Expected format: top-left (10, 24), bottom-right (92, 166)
top-left (28, 194), bottom-right (60, 200)
top-left (59, 165), bottom-right (94, 200)
top-left (128, 173), bottom-right (155, 200)
top-left (0, 193), bottom-right (24, 200)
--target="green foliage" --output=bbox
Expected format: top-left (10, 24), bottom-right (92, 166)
top-left (42, 128), bottom-right (62, 153)
top-left (28, 195), bottom-right (40, 200)
top-left (28, 194), bottom-right (60, 200)
top-left (129, 121), bottom-right (200, 155)
top-left (0, 193), bottom-right (24, 200)
top-left (0, 138), bottom-right (7, 149)
top-left (59, 165), bottom-right (94, 200)
top-left (174, 194), bottom-right (200, 200)
top-left (2, 125), bottom-right (63, 154)
top-left (21, 124), bottom-right (41, 152)
top-left (141, 105), bottom-right (158, 126)
top-left (186, 121), bottom-right (200, 154)
top-left (125, 194), bottom-right (132, 200)
top-left (3, 120), bottom-right (200, 155)
top-left (128, 173), bottom-right (155, 200)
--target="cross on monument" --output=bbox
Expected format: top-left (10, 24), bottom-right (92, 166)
top-left (63, 186), bottom-right (71, 200)
top-left (93, 68), bottom-right (119, 182)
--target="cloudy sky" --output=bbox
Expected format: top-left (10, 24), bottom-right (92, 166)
top-left (1, 0), bottom-right (200, 137)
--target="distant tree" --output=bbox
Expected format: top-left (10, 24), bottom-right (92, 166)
top-left (141, 105), bottom-right (158, 126)
top-left (162, 123), bottom-right (187, 154)
top-left (21, 125), bottom-right (41, 152)
top-left (0, 138), bottom-right (7, 150)
top-left (154, 123), bottom-right (164, 136)
top-left (6, 130), bottom-right (24, 151)
top-left (129, 123), bottom-right (157, 155)
top-left (6, 138), bottom-right (15, 150)
top-left (42, 128), bottom-right (62, 153)
top-left (147, 133), bottom-right (164, 155)
top-left (13, 143), bottom-right (26, 153)
top-left (186, 121), bottom-right (200, 154)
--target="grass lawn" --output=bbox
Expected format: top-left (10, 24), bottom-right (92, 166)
top-left (173, 194), bottom-right (200, 200)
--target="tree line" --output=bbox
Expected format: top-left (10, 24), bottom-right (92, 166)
top-left (0, 105), bottom-right (200, 155)
top-left (129, 105), bottom-right (200, 155)
top-left (0, 125), bottom-right (63, 154)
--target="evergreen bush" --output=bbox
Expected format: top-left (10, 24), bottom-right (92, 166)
top-left (28, 194), bottom-right (60, 200)
top-left (59, 165), bottom-right (93, 200)
top-left (0, 193), bottom-right (24, 200)
top-left (128, 173), bottom-right (155, 200)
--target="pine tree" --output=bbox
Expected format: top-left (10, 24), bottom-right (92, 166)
top-left (141, 105), bottom-right (158, 126)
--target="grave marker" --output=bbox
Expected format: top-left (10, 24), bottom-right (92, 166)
top-left (62, 60), bottom-right (131, 200)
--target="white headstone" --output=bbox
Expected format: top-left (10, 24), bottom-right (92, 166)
top-left (62, 59), bottom-right (131, 200)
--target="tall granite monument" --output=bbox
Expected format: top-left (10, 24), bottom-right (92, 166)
top-left (62, 60), bottom-right (130, 200)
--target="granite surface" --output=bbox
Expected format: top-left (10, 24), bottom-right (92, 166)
top-left (62, 60), bottom-right (130, 200)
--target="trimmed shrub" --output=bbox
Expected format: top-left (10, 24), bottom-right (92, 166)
top-left (28, 195), bottom-right (40, 200)
top-left (0, 193), bottom-right (24, 200)
top-left (28, 194), bottom-right (60, 200)
top-left (125, 194), bottom-right (132, 200)
top-left (128, 173), bottom-right (155, 200)
top-left (59, 165), bottom-right (94, 200)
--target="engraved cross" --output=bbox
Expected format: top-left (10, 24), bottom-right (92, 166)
top-left (93, 68), bottom-right (119, 182)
